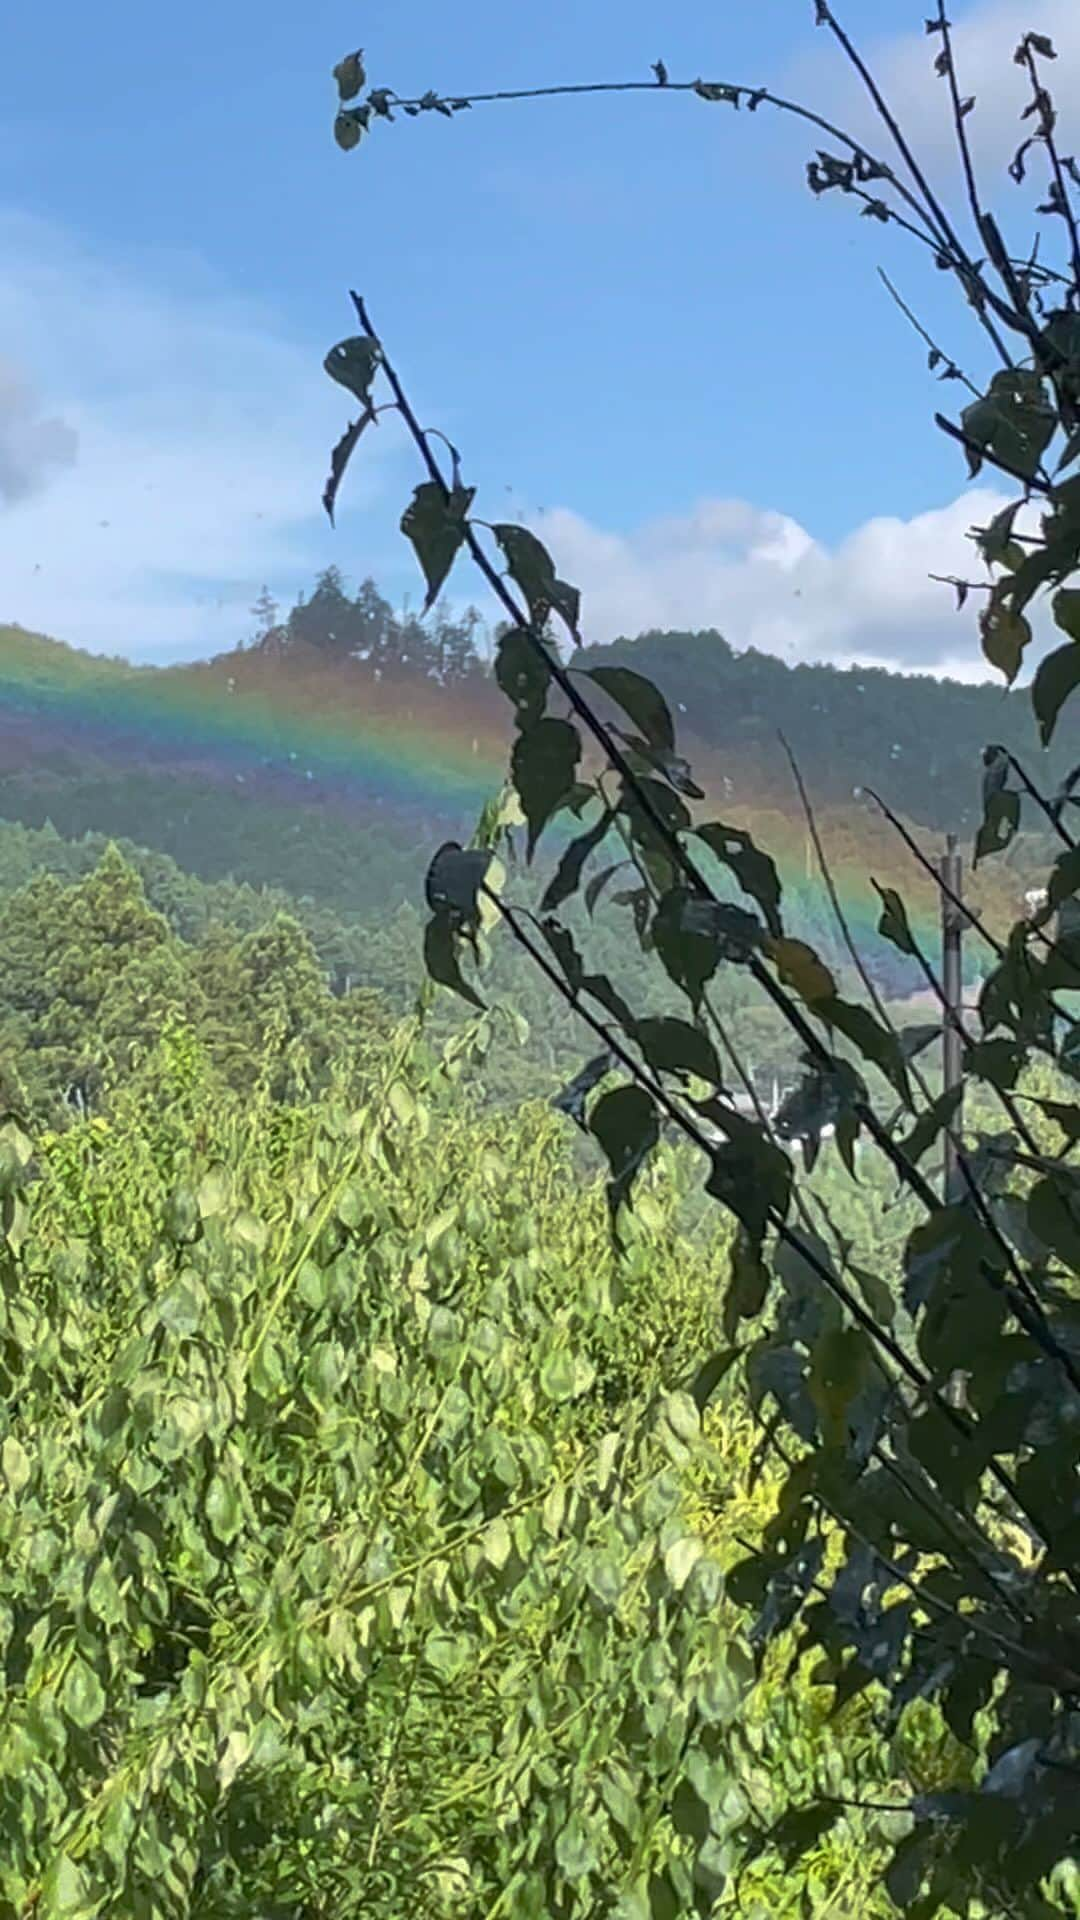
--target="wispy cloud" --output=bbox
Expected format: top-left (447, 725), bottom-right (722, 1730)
top-left (0, 211), bottom-right (400, 664)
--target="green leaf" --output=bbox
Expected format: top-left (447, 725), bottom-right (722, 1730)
top-left (671, 1779), bottom-right (712, 1845)
top-left (652, 886), bottom-right (721, 1008)
top-left (424, 841), bottom-right (491, 928)
top-left (704, 1106), bottom-right (792, 1245)
top-left (324, 334), bottom-right (382, 403)
top-left (823, 997), bottom-right (909, 1099)
top-left (555, 1813), bottom-right (599, 1879)
top-left (423, 915), bottom-right (485, 1011)
top-left (541, 809), bottom-right (612, 913)
top-left (494, 524), bottom-right (577, 636)
top-left (196, 1161), bottom-right (232, 1219)
top-left (206, 1470), bottom-right (244, 1546)
top-left (2, 1434), bottom-right (30, 1496)
top-left (583, 666), bottom-right (675, 749)
top-left (900, 1084), bottom-right (964, 1165)
top-left (768, 937), bottom-right (836, 1007)
top-left (722, 1227), bottom-right (769, 1336)
top-left (511, 719), bottom-right (582, 858)
top-left (494, 626), bottom-right (550, 728)
top-left (979, 595), bottom-right (1031, 685)
top-left (873, 881), bottom-right (917, 956)
top-left (589, 1084), bottom-right (659, 1219)
top-left (333, 109), bottom-right (367, 151)
top-left (401, 480), bottom-right (475, 613)
top-left (585, 861), bottom-right (629, 915)
top-left (333, 49), bottom-right (366, 99)
top-left (539, 1344), bottom-right (577, 1402)
top-left (322, 409), bottom-right (375, 524)
top-left (959, 369), bottom-right (1055, 481)
top-left (809, 1324), bottom-right (876, 1448)
top-left (688, 1345), bottom-right (741, 1411)
top-left (695, 822), bottom-right (783, 937)
top-left (634, 1016), bottom-right (721, 1086)
top-left (63, 1653), bottom-right (106, 1730)
top-left (1053, 586), bottom-right (1080, 641)
top-left (1033, 638), bottom-right (1080, 745)
top-left (40, 1853), bottom-right (92, 1916)
top-left (769, 1802), bottom-right (842, 1868)
top-left (974, 784), bottom-right (1021, 864)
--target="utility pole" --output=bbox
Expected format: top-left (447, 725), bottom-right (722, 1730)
top-left (940, 832), bottom-right (965, 1204)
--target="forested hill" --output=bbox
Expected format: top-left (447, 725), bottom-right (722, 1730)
top-left (576, 625), bottom-right (1057, 836)
top-left (0, 565), bottom-right (1059, 923)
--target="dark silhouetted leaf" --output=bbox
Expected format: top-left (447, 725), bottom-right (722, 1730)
top-left (696, 822), bottom-right (783, 937)
top-left (974, 785), bottom-right (1021, 865)
top-left (541, 810), bottom-right (612, 913)
top-left (978, 595), bottom-right (1032, 685)
top-left (511, 719), bottom-right (582, 858)
top-left (333, 49), bottom-right (366, 99)
top-left (703, 1105), bottom-right (792, 1244)
top-left (423, 915), bottom-right (484, 1011)
top-left (585, 861), bottom-right (629, 915)
top-left (900, 1085), bottom-right (964, 1165)
top-left (652, 886), bottom-right (721, 1008)
top-left (401, 480), bottom-right (475, 613)
top-left (722, 1227), bottom-right (769, 1336)
top-left (634, 1016), bottom-right (721, 1086)
top-left (322, 408), bottom-right (375, 524)
top-left (494, 524), bottom-right (578, 637)
top-left (583, 666), bottom-right (675, 749)
top-left (769, 938), bottom-right (836, 1007)
top-left (424, 842), bottom-right (491, 928)
top-left (768, 1803), bottom-right (842, 1869)
top-left (495, 627), bottom-right (550, 728)
top-left (873, 882), bottom-right (917, 956)
top-left (333, 109), bottom-right (367, 150)
top-left (959, 369), bottom-right (1055, 481)
top-left (552, 1051), bottom-right (615, 1130)
top-left (1033, 639), bottom-right (1080, 746)
top-left (589, 1083), bottom-right (660, 1220)
top-left (1052, 586), bottom-right (1080, 641)
top-left (688, 1344), bottom-right (741, 1411)
top-left (324, 334), bottom-right (382, 402)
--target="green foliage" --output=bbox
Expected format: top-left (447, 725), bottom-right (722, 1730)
top-left (324, 15), bottom-right (1080, 1915)
top-left (0, 1035), bottom-right (925, 1918)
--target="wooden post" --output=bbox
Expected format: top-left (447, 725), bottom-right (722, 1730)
top-left (940, 832), bottom-right (964, 1204)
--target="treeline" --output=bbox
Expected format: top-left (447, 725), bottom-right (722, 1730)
top-left (242, 567), bottom-right (486, 684)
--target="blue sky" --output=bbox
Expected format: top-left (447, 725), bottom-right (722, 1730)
top-left (0, 0), bottom-right (1075, 672)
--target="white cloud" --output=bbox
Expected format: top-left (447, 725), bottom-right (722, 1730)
top-left (513, 483), bottom-right (1041, 683)
top-left (0, 211), bottom-right (398, 663)
top-left (0, 358), bottom-right (77, 504)
top-left (788, 0), bottom-right (1078, 189)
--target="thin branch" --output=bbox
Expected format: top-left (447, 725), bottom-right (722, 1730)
top-left (933, 1), bottom-right (987, 264)
top-left (818, 4), bottom-right (1016, 368)
top-left (878, 268), bottom-right (981, 397)
top-left (1015, 36), bottom-right (1080, 298)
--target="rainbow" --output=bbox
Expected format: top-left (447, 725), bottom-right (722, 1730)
top-left (0, 625), bottom-right (1012, 987)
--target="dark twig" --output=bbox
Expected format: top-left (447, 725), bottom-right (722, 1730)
top-left (1015, 35), bottom-right (1080, 298)
top-left (878, 269), bottom-right (981, 397)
